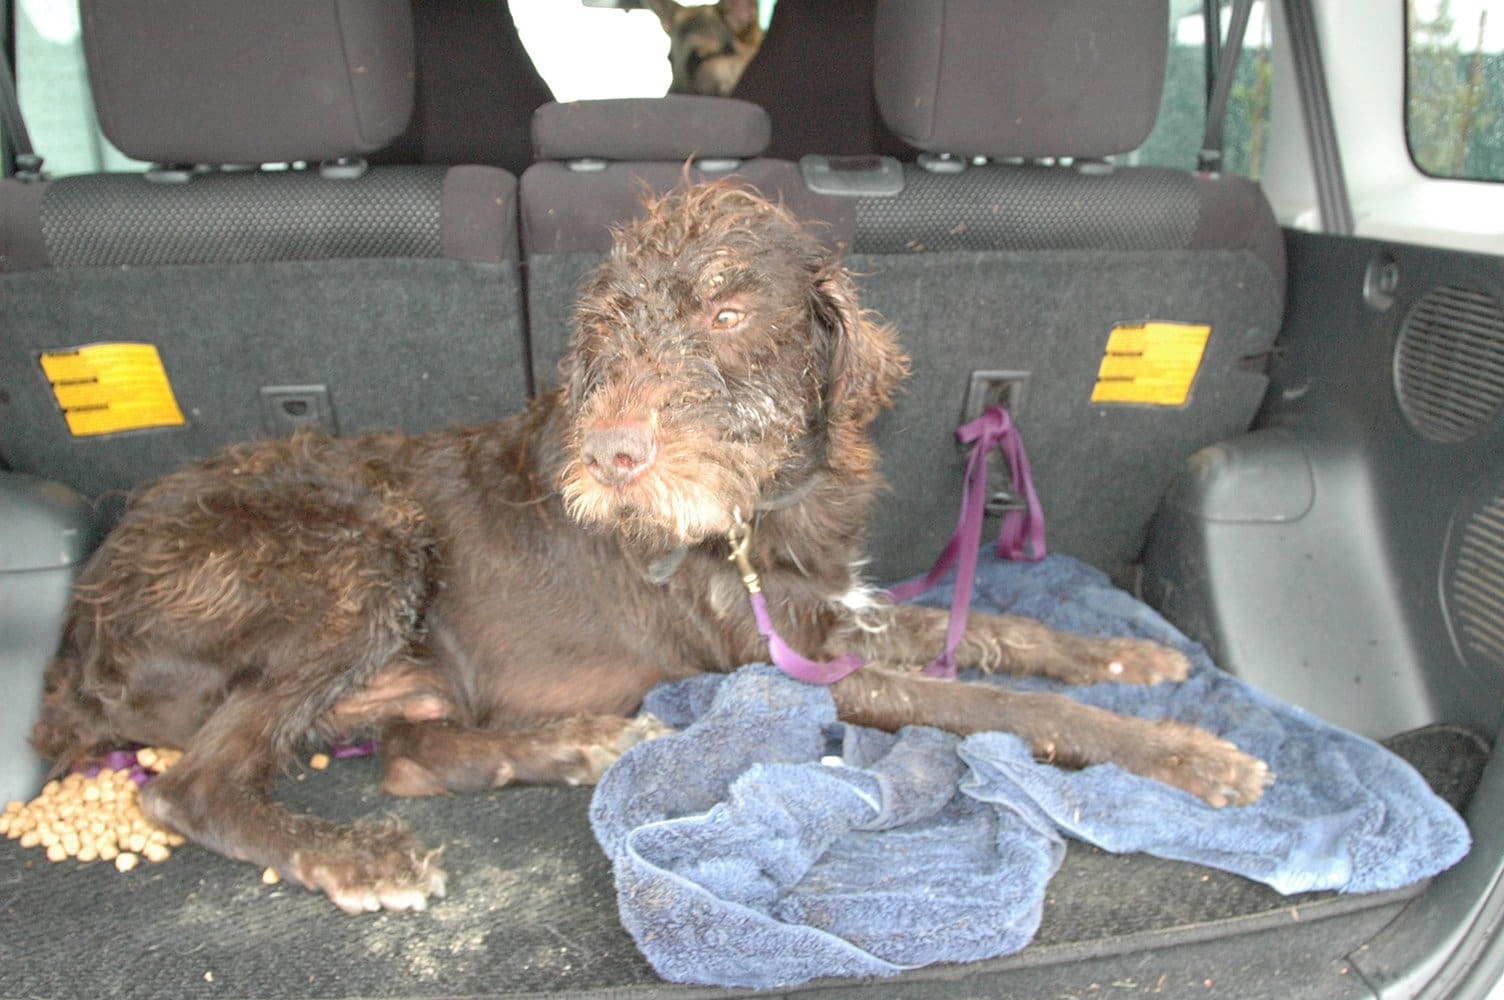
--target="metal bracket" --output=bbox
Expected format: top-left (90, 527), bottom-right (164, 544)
top-left (259, 384), bottom-right (337, 435)
top-left (961, 371), bottom-right (1030, 517)
top-left (961, 370), bottom-right (1029, 426)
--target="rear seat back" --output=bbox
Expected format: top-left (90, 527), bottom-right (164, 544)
top-left (519, 96), bottom-right (851, 388)
top-left (730, 0), bottom-right (910, 159)
top-left (0, 0), bottom-right (526, 506)
top-left (368, 0), bottom-right (553, 175)
top-left (854, 0), bottom-right (1287, 580)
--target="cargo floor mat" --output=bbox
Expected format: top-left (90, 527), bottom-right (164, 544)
top-left (0, 724), bottom-right (1486, 999)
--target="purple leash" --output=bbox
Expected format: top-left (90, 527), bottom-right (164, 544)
top-left (730, 405), bottom-right (1045, 685)
top-left (886, 405), bottom-right (1046, 678)
top-left (728, 520), bottom-right (866, 684)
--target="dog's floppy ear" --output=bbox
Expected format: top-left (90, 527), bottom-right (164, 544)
top-left (812, 266), bottom-right (909, 430)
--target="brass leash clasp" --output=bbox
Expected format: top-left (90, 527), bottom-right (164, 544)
top-left (727, 513), bottom-right (762, 595)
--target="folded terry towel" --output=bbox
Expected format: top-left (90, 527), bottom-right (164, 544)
top-left (589, 551), bottom-right (1471, 989)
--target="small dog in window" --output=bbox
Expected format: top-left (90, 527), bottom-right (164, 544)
top-left (647, 0), bottom-right (762, 96)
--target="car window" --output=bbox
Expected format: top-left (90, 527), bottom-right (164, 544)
top-left (512, 0), bottom-right (676, 102)
top-left (1407, 0), bottom-right (1504, 182)
top-left (514, 0), bottom-right (773, 102)
top-left (12, 0), bottom-right (143, 177)
top-left (1123, 1), bottom-right (1274, 180)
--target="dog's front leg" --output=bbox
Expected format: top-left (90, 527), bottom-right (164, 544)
top-left (829, 665), bottom-right (1270, 807)
top-left (842, 603), bottom-right (1190, 685)
top-left (141, 690), bottom-right (446, 914)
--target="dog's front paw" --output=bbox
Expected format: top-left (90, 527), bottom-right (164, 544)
top-left (1091, 637), bottom-right (1191, 685)
top-left (1138, 720), bottom-right (1272, 808)
top-left (1043, 635), bottom-right (1191, 686)
top-left (289, 820), bottom-right (447, 914)
top-left (576, 713), bottom-right (677, 783)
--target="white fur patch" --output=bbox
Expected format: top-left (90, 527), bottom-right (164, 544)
top-left (708, 575), bottom-right (743, 620)
top-left (835, 580), bottom-right (890, 634)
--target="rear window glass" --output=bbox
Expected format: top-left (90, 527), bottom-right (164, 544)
top-left (515, 0), bottom-right (773, 101)
top-left (512, 0), bottom-right (675, 101)
top-left (1407, 0), bottom-right (1504, 182)
top-left (1124, 1), bottom-right (1273, 180)
top-left (13, 0), bottom-right (143, 177)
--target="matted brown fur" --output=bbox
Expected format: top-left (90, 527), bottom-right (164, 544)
top-left (33, 182), bottom-right (1269, 913)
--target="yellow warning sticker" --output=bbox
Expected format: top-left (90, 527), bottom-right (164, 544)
top-left (38, 343), bottom-right (187, 437)
top-left (1091, 322), bottom-right (1212, 406)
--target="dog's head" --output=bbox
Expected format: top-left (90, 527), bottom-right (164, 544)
top-left (647, 0), bottom-right (762, 97)
top-left (558, 181), bottom-right (908, 547)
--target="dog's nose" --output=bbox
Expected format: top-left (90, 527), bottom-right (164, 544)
top-left (582, 421), bottom-right (657, 487)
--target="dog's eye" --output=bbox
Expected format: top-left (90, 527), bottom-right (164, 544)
top-left (711, 308), bottom-right (745, 330)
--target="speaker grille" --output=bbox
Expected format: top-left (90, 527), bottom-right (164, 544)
top-left (1451, 492), bottom-right (1504, 670)
top-left (1394, 285), bottom-right (1504, 443)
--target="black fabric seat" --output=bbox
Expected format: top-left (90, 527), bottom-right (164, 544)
top-left (0, 0), bottom-right (528, 504)
top-left (730, 0), bottom-right (911, 159)
top-left (368, 0), bottom-right (553, 176)
top-left (851, 0), bottom-right (1287, 581)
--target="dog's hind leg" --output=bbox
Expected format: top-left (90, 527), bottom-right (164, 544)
top-left (320, 664), bottom-right (658, 794)
top-left (377, 715), bottom-right (673, 796)
top-left (829, 665), bottom-right (1271, 807)
top-left (134, 586), bottom-right (450, 913)
top-left (130, 533), bottom-right (449, 912)
top-left (141, 686), bottom-right (446, 913)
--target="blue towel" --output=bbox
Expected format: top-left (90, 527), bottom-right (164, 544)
top-left (589, 552), bottom-right (1471, 989)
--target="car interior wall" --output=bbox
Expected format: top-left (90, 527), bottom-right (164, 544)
top-left (835, 158), bottom-right (1285, 583)
top-left (1142, 227), bottom-right (1504, 740)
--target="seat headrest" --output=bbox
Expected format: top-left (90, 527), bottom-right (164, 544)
top-left (874, 0), bottom-right (1168, 160)
top-left (531, 97), bottom-right (770, 162)
top-left (80, 0), bottom-right (415, 165)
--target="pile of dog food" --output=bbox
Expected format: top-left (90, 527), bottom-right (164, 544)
top-left (1, 747), bottom-right (186, 870)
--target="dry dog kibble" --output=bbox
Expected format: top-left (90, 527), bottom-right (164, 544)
top-left (134, 747), bottom-right (183, 771)
top-left (3, 747), bottom-right (183, 871)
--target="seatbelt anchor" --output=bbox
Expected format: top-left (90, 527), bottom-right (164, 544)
top-left (13, 152), bottom-right (45, 182)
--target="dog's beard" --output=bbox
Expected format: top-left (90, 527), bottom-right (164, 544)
top-left (558, 438), bottom-right (765, 547)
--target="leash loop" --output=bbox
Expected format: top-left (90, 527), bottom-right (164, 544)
top-left (886, 405), bottom-right (1046, 679)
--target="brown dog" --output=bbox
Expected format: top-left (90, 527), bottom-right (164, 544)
top-left (33, 182), bottom-right (1270, 914)
top-left (647, 0), bottom-right (762, 96)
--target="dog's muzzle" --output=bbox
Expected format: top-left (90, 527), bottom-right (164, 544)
top-left (581, 420), bottom-right (657, 488)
